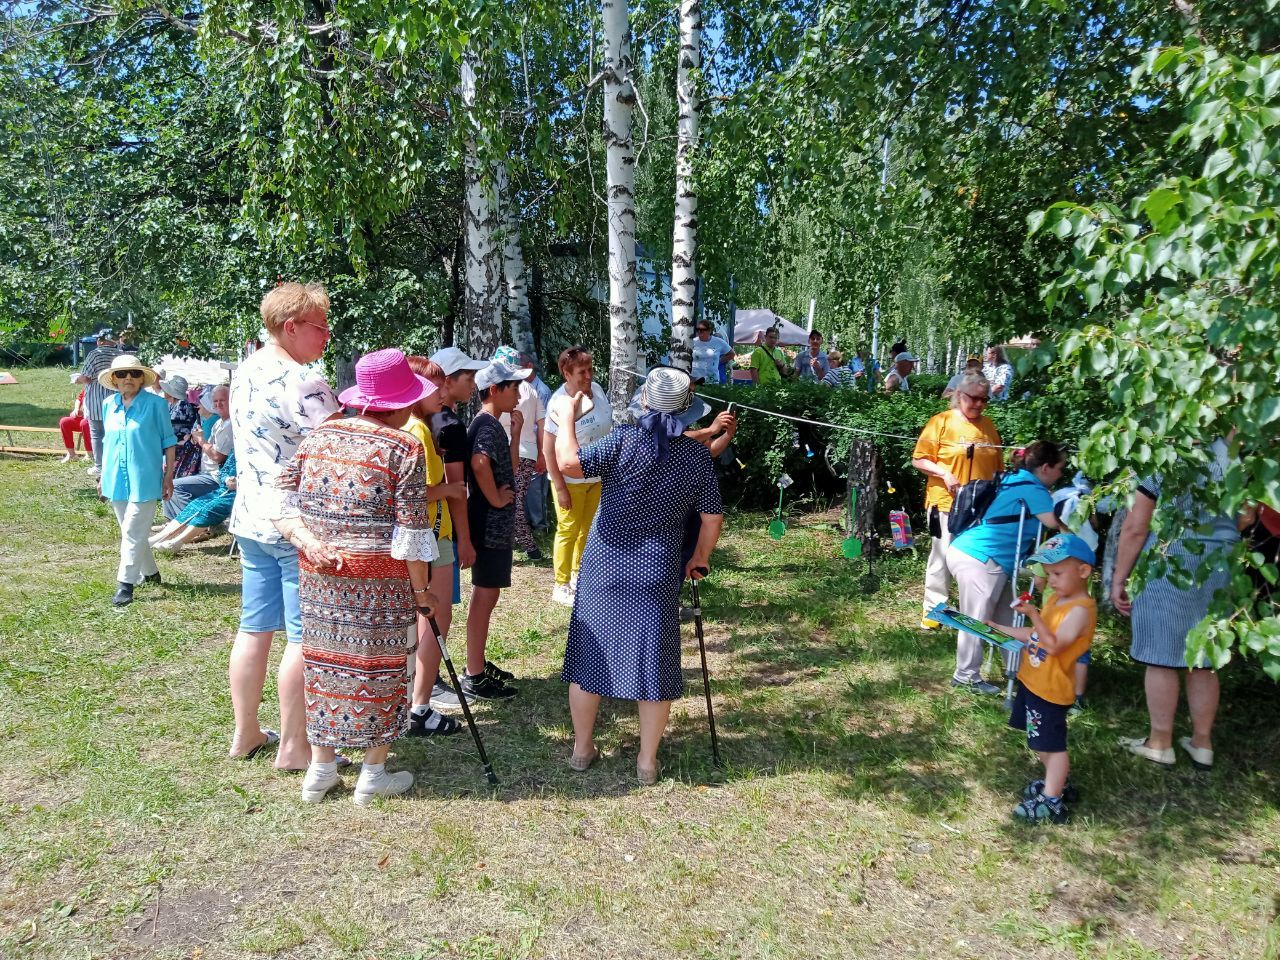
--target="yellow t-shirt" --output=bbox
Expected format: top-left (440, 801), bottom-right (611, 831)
top-left (405, 416), bottom-right (451, 541)
top-left (1018, 593), bottom-right (1096, 706)
top-left (912, 409), bottom-right (1003, 512)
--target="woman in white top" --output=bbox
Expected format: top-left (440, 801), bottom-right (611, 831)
top-left (542, 346), bottom-right (612, 605)
top-left (690, 321), bottom-right (733, 384)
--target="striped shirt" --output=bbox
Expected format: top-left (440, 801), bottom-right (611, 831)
top-left (79, 345), bottom-right (123, 419)
top-left (823, 366), bottom-right (859, 389)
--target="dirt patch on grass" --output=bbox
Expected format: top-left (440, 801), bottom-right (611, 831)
top-left (119, 888), bottom-right (239, 949)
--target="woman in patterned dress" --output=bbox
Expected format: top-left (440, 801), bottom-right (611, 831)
top-left (554, 367), bottom-right (724, 785)
top-left (160, 376), bottom-right (204, 478)
top-left (273, 349), bottom-right (440, 806)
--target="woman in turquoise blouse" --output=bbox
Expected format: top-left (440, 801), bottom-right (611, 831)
top-left (98, 354), bottom-right (177, 607)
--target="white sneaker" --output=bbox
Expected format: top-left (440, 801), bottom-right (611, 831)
top-left (552, 584), bottom-right (574, 606)
top-left (86, 465), bottom-right (100, 478)
top-left (60, 452), bottom-right (74, 463)
top-left (353, 768), bottom-right (413, 806)
top-left (300, 765), bottom-right (341, 803)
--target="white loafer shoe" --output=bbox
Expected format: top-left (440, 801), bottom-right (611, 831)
top-left (1179, 736), bottom-right (1214, 770)
top-left (1119, 736), bottom-right (1175, 767)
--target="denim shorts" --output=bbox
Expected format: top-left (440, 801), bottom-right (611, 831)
top-left (237, 536), bottom-right (302, 644)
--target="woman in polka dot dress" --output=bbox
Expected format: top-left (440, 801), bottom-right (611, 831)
top-left (553, 367), bottom-right (724, 784)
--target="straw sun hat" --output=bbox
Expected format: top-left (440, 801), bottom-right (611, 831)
top-left (97, 354), bottom-right (159, 390)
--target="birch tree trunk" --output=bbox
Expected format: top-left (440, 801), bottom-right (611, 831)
top-left (496, 162), bottom-right (536, 363)
top-left (668, 0), bottom-right (701, 372)
top-left (462, 46), bottom-right (500, 360)
top-left (602, 0), bottom-right (639, 418)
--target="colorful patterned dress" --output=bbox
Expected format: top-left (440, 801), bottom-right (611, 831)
top-left (277, 419), bottom-right (438, 749)
top-left (169, 398), bottom-right (203, 478)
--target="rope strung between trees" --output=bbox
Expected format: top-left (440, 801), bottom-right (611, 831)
top-left (617, 365), bottom-right (1030, 452)
top-left (694, 391), bottom-right (1026, 451)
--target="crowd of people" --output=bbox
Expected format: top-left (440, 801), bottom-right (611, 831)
top-left (65, 288), bottom-right (1245, 819)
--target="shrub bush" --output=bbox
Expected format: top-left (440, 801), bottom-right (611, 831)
top-left (701, 374), bottom-right (1112, 518)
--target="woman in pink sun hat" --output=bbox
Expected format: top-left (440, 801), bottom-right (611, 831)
top-left (271, 348), bottom-right (442, 806)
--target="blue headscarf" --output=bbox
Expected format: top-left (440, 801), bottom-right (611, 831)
top-left (635, 409), bottom-right (686, 466)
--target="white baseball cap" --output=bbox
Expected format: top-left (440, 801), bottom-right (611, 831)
top-left (893, 352), bottom-right (919, 364)
top-left (475, 360), bottom-right (532, 391)
top-left (429, 346), bottom-right (488, 376)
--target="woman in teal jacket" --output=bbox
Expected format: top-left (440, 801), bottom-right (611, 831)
top-left (98, 355), bottom-right (177, 607)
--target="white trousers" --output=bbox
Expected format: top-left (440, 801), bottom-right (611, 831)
top-left (112, 500), bottom-right (159, 585)
top-left (922, 508), bottom-right (953, 618)
top-left (946, 547), bottom-right (1013, 684)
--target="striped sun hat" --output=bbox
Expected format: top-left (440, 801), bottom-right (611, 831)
top-left (639, 366), bottom-right (694, 414)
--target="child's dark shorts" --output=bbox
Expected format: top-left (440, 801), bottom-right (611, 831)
top-left (1009, 682), bottom-right (1069, 753)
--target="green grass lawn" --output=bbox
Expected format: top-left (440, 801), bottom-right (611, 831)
top-left (1, 365), bottom-right (1277, 960)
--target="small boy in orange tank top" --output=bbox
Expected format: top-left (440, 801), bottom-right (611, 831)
top-left (986, 533), bottom-right (1097, 824)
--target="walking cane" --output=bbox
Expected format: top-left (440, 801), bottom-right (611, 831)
top-left (688, 568), bottom-right (722, 767)
top-left (422, 612), bottom-right (498, 785)
top-left (419, 568), bottom-right (498, 785)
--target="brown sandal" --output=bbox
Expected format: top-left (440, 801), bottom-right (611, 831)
top-left (635, 764), bottom-right (660, 786)
top-left (569, 748), bottom-right (599, 772)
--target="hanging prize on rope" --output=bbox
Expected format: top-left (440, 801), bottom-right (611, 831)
top-left (769, 472), bottom-right (792, 540)
top-left (886, 480), bottom-right (915, 552)
top-left (842, 486), bottom-right (863, 558)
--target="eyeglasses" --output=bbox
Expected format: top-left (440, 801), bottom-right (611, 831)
top-left (296, 318), bottom-right (331, 335)
top-left (113, 370), bottom-right (144, 380)
top-left (959, 393), bottom-right (989, 404)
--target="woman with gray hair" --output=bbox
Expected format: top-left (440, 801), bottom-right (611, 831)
top-left (911, 372), bottom-right (1003, 630)
top-left (554, 367), bottom-right (724, 784)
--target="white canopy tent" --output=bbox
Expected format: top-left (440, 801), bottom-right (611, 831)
top-left (731, 309), bottom-right (810, 346)
top-left (153, 354), bottom-right (236, 385)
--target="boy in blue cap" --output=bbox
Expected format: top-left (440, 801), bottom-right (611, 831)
top-left (986, 533), bottom-right (1097, 823)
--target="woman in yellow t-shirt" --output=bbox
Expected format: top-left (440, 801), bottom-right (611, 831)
top-left (910, 372), bottom-right (1002, 629)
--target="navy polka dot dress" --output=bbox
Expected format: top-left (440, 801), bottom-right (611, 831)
top-left (561, 426), bottom-right (723, 701)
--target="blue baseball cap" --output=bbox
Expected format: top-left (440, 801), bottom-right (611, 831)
top-left (1027, 533), bottom-right (1096, 566)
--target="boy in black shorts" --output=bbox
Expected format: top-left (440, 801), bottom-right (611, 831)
top-left (462, 359), bottom-right (531, 700)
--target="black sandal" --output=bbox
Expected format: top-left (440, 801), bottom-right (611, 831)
top-left (407, 710), bottom-right (462, 737)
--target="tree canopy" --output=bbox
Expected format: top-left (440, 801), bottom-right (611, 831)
top-left (1, 0), bottom-right (1277, 668)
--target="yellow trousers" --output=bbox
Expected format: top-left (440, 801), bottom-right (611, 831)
top-left (553, 481), bottom-right (602, 585)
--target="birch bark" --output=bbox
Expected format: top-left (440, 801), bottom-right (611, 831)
top-left (668, 0), bottom-right (701, 372)
top-left (602, 0), bottom-right (639, 417)
top-left (462, 46), bottom-right (500, 359)
top-left (495, 162), bottom-right (536, 362)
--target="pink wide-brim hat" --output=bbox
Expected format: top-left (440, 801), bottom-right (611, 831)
top-left (337, 348), bottom-right (437, 412)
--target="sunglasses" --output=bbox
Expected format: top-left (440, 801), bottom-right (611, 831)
top-left (959, 393), bottom-right (989, 404)
top-left (113, 370), bottom-right (144, 379)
